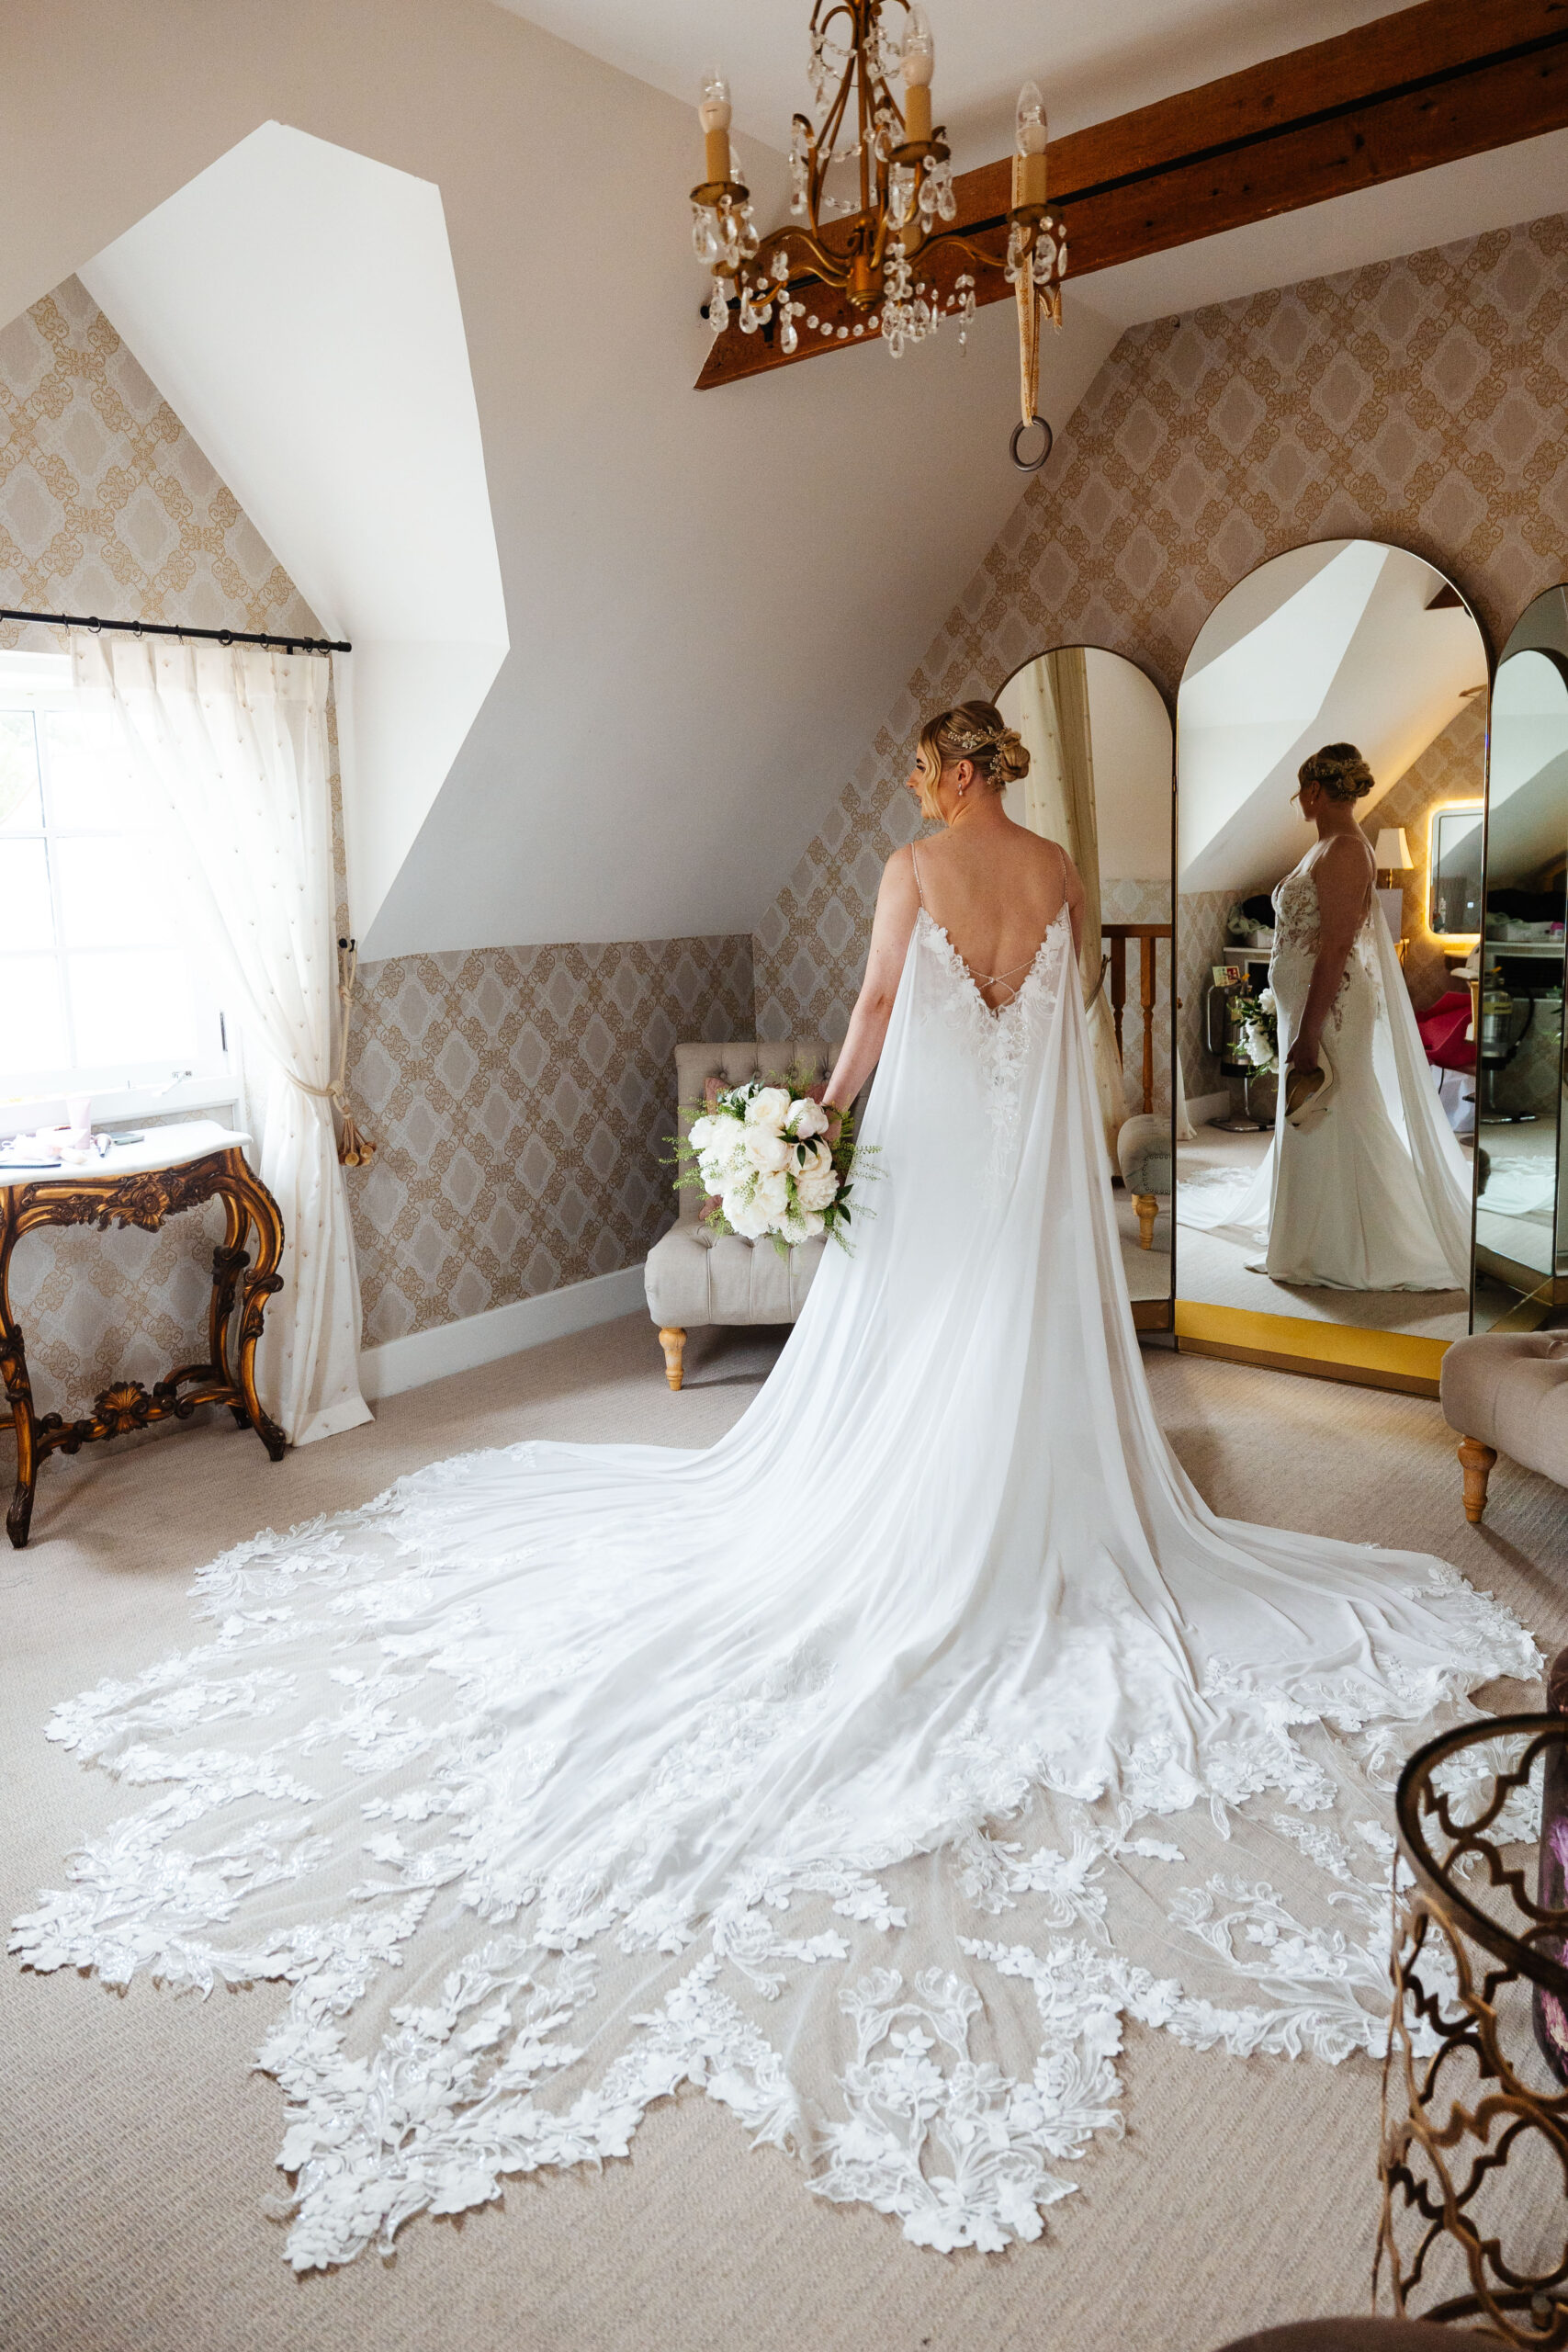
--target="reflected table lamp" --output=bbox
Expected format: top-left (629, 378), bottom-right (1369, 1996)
top-left (1374, 827), bottom-right (1414, 957)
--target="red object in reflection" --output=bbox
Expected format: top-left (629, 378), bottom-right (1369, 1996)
top-left (1416, 989), bottom-right (1475, 1071)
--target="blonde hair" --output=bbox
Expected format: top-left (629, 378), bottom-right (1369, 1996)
top-left (1298, 741), bottom-right (1375, 804)
top-left (914, 701), bottom-right (1031, 820)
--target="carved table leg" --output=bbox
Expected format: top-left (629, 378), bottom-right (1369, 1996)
top-left (225, 1153), bottom-right (288, 1463)
top-left (209, 1186), bottom-right (250, 1427)
top-left (1, 1318), bottom-right (38, 1549)
top-left (1133, 1193), bottom-right (1158, 1250)
top-left (659, 1328), bottom-right (686, 1391)
top-left (1459, 1436), bottom-right (1497, 1526)
top-left (0, 1186), bottom-right (39, 1546)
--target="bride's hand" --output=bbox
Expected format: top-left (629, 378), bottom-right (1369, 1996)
top-left (1285, 1031), bottom-right (1321, 1075)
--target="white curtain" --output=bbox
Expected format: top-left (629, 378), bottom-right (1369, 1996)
top-left (1013, 654), bottom-right (1126, 1153)
top-left (73, 632), bottom-right (370, 1446)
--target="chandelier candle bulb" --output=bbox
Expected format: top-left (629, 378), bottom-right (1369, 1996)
top-left (901, 5), bottom-right (935, 145)
top-left (1016, 81), bottom-right (1048, 209)
top-left (698, 72), bottom-right (732, 186)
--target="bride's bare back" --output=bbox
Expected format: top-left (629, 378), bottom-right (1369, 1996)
top-left (825, 784), bottom-right (1085, 1110)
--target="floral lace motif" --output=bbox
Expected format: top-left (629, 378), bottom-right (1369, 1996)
top-left (9, 1462), bottom-right (1540, 2273)
top-left (915, 907), bottom-right (1071, 1166)
top-left (1270, 864), bottom-right (1383, 1035)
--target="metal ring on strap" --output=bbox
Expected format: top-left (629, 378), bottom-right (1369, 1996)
top-left (1010, 414), bottom-right (1053, 472)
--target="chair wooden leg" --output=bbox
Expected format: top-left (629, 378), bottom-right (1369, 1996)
top-left (659, 1328), bottom-right (686, 1392)
top-left (1458, 1436), bottom-right (1496, 1525)
top-left (1133, 1193), bottom-right (1158, 1250)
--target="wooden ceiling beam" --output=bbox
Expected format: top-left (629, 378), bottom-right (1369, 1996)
top-left (695, 0), bottom-right (1568, 390)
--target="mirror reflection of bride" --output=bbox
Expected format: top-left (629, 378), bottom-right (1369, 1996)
top-left (1180, 743), bottom-right (1472, 1290)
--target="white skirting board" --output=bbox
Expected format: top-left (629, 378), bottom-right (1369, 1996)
top-left (358, 1264), bottom-right (648, 1402)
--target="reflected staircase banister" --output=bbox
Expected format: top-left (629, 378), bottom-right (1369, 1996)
top-left (1101, 922), bottom-right (1173, 1119)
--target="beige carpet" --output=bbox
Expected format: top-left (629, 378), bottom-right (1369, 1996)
top-left (4, 1317), bottom-right (1566, 2352)
top-left (1176, 1128), bottom-right (1472, 1341)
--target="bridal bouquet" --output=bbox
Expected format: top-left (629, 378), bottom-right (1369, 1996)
top-left (1233, 984), bottom-right (1280, 1074)
top-left (675, 1078), bottom-right (862, 1252)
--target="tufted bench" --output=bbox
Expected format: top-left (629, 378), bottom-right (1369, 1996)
top-left (1438, 1330), bottom-right (1568, 1523)
top-left (643, 1038), bottom-right (840, 1391)
top-left (1117, 1111), bottom-right (1172, 1249)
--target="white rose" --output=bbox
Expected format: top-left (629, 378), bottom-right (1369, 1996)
top-left (745, 1086), bottom-right (791, 1131)
top-left (1259, 986), bottom-right (1277, 1014)
top-left (744, 1124), bottom-right (792, 1174)
top-left (785, 1096), bottom-right (829, 1138)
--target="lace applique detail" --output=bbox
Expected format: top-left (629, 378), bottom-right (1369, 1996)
top-left (8, 1459), bottom-right (1540, 2271)
top-left (1270, 864), bottom-right (1382, 1036)
top-left (916, 908), bottom-right (1070, 1166)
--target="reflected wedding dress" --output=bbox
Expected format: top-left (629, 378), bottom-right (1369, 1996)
top-left (14, 895), bottom-right (1536, 2270)
top-left (1180, 846), bottom-right (1472, 1290)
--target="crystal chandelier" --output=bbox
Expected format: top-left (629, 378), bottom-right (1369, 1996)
top-left (689, 3), bottom-right (1066, 466)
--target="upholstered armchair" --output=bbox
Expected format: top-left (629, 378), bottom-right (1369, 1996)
top-left (644, 1038), bottom-right (840, 1390)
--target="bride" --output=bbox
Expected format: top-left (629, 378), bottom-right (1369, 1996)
top-left (13, 704), bottom-right (1536, 2271)
top-left (1179, 743), bottom-right (1472, 1291)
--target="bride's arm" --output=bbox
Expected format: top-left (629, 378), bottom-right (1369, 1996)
top-left (822, 848), bottom-right (921, 1113)
top-left (1287, 839), bottom-right (1369, 1073)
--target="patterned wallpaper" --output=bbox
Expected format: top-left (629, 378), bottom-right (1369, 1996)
top-left (347, 937), bottom-right (754, 1345)
top-left (753, 213), bottom-right (1568, 1044)
top-left (0, 277), bottom-right (319, 1422)
top-left (1366, 698), bottom-right (1488, 1008)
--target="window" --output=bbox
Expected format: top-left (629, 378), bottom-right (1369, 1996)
top-left (0, 650), bottom-right (232, 1128)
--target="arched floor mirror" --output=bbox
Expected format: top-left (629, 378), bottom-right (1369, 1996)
top-left (995, 645), bottom-right (1175, 1329)
top-left (1172, 537), bottom-right (1489, 1394)
top-left (1472, 585), bottom-right (1568, 1332)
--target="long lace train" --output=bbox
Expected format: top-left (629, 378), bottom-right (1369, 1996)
top-left (11, 902), bottom-right (1540, 2268)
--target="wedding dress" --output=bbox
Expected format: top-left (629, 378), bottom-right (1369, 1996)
top-left (13, 894), bottom-right (1536, 2272)
top-left (1179, 847), bottom-right (1472, 1290)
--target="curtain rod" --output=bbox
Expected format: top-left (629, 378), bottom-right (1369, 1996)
top-left (0, 605), bottom-right (351, 654)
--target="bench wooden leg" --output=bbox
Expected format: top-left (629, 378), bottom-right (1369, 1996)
top-left (1458, 1436), bottom-right (1496, 1525)
top-left (1133, 1193), bottom-right (1158, 1250)
top-left (659, 1328), bottom-right (686, 1392)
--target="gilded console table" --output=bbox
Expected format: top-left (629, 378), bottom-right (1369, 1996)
top-left (0, 1121), bottom-right (287, 1547)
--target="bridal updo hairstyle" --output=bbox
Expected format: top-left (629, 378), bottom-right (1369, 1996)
top-left (914, 700), bottom-right (1031, 822)
top-left (1298, 741), bottom-right (1375, 803)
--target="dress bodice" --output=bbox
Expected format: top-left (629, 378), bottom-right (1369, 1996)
top-left (1269, 850), bottom-right (1382, 1024)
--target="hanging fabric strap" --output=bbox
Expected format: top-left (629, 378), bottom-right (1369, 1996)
top-left (291, 939), bottom-right (378, 1167)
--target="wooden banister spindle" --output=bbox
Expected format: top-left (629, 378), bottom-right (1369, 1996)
top-left (1140, 935), bottom-right (1157, 1117)
top-left (1110, 935), bottom-right (1127, 1066)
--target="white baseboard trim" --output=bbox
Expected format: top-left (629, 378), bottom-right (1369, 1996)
top-left (359, 1264), bottom-right (648, 1402)
top-left (1186, 1088), bottom-right (1233, 1127)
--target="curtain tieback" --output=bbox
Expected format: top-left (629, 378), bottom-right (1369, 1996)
top-left (290, 942), bottom-right (377, 1168)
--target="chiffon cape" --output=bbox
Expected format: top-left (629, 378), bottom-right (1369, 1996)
top-left (12, 903), bottom-right (1537, 2269)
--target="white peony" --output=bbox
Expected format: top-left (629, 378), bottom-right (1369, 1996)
top-left (687, 1114), bottom-right (721, 1154)
top-left (744, 1124), bottom-right (792, 1174)
top-left (745, 1086), bottom-right (792, 1131)
top-left (753, 1170), bottom-right (790, 1219)
top-left (796, 1165), bottom-right (839, 1213)
top-left (784, 1096), bottom-right (830, 1138)
top-left (779, 1206), bottom-right (826, 1246)
top-left (725, 1190), bottom-right (774, 1238)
